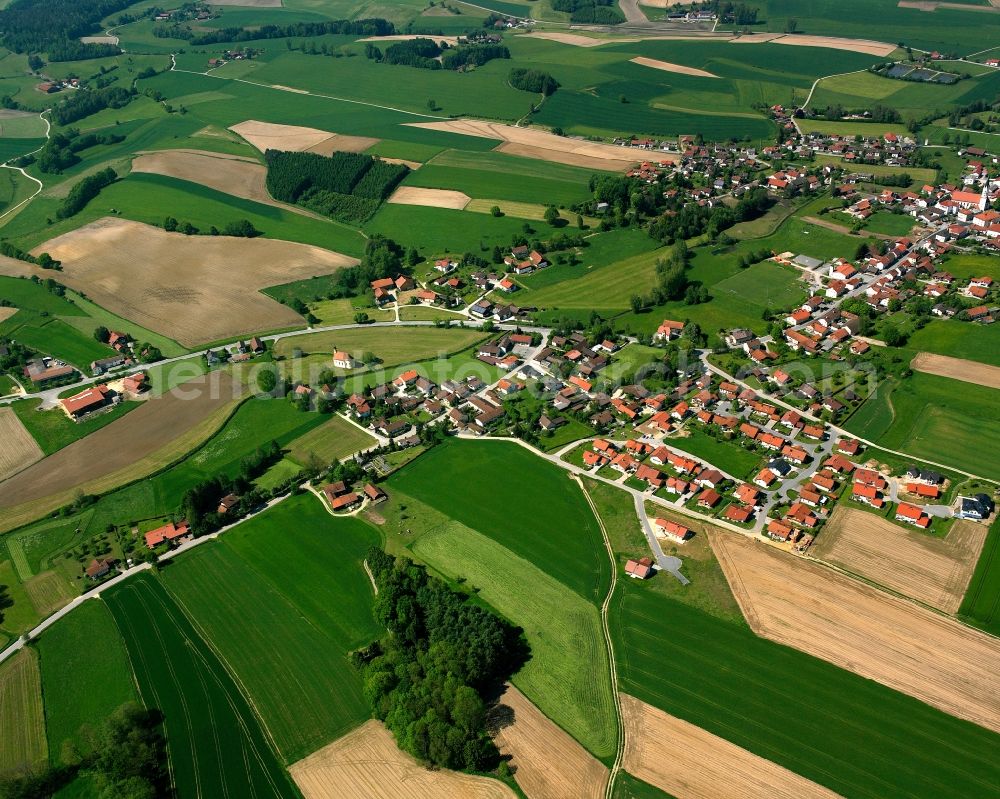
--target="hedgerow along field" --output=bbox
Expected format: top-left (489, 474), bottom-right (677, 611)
top-left (37, 599), bottom-right (138, 764)
top-left (162, 528), bottom-right (371, 762)
top-left (388, 439), bottom-right (611, 603)
top-left (104, 573), bottom-right (299, 799)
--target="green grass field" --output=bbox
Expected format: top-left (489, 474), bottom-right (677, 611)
top-left (667, 429), bottom-right (762, 480)
top-left (959, 516), bottom-right (1000, 636)
top-left (0, 648), bottom-right (47, 777)
top-left (612, 581), bottom-right (1000, 799)
top-left (365, 203), bottom-right (535, 255)
top-left (843, 372), bottom-right (1000, 480)
top-left (388, 439), bottom-right (611, 603)
top-left (37, 600), bottom-right (138, 764)
top-left (907, 320), bottom-right (1000, 367)
top-left (863, 211), bottom-right (918, 237)
top-left (286, 415), bottom-right (376, 467)
top-left (162, 534), bottom-right (371, 762)
top-left (411, 515), bottom-right (617, 759)
top-left (104, 573), bottom-right (299, 798)
top-left (615, 773), bottom-right (675, 799)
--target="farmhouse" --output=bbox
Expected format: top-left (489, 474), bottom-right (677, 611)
top-left (625, 557), bottom-right (654, 579)
top-left (144, 520), bottom-right (191, 549)
top-left (61, 384), bottom-right (113, 420)
top-left (654, 319), bottom-right (685, 341)
top-left (85, 558), bottom-right (113, 580)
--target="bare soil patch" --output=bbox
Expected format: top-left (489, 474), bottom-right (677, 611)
top-left (522, 31), bottom-right (640, 46)
top-left (0, 372), bottom-right (240, 512)
top-left (29, 218), bottom-right (357, 346)
top-left (772, 34), bottom-right (897, 56)
top-left (305, 135), bottom-right (380, 156)
top-left (729, 32), bottom-right (784, 43)
top-left (405, 119), bottom-right (668, 170)
top-left (620, 694), bottom-right (840, 799)
top-left (132, 149), bottom-right (269, 200)
top-left (80, 35), bottom-right (118, 44)
top-left (911, 351), bottom-right (1000, 390)
top-left (0, 307), bottom-right (17, 324)
top-left (711, 530), bottom-right (1000, 734)
top-left (381, 157), bottom-right (422, 170)
top-left (387, 186), bottom-right (470, 210)
top-left (630, 56), bottom-right (719, 78)
top-left (230, 120), bottom-right (336, 153)
top-left (0, 407), bottom-right (43, 483)
top-left (290, 720), bottom-right (516, 799)
top-left (492, 684), bottom-right (607, 799)
top-left (811, 505), bottom-right (986, 613)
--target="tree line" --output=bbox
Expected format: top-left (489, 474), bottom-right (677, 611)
top-left (30, 128), bottom-right (124, 174)
top-left (47, 41), bottom-right (121, 61)
top-left (0, 704), bottom-right (168, 799)
top-left (181, 17), bottom-right (394, 45)
top-left (366, 37), bottom-right (510, 71)
top-left (57, 167), bottom-right (116, 219)
top-left (49, 86), bottom-right (134, 127)
top-left (354, 549), bottom-right (528, 771)
top-left (551, 0), bottom-right (624, 24)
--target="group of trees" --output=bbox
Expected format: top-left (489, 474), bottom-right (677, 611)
top-left (0, 240), bottom-right (58, 269)
top-left (163, 216), bottom-right (261, 238)
top-left (355, 549), bottom-right (528, 771)
top-left (49, 86), bottom-right (133, 127)
top-left (182, 17), bottom-right (394, 46)
top-left (367, 37), bottom-right (510, 71)
top-left (265, 150), bottom-right (408, 224)
top-left (0, 0), bottom-right (135, 53)
top-left (33, 128), bottom-right (124, 174)
top-left (710, 1), bottom-right (758, 25)
top-left (509, 67), bottom-right (559, 96)
top-left (552, 0), bottom-right (625, 24)
top-left (0, 704), bottom-right (168, 799)
top-left (630, 241), bottom-right (693, 312)
top-left (56, 167), bottom-right (116, 219)
top-left (47, 41), bottom-right (120, 61)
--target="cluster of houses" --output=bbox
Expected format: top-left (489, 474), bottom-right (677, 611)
top-left (207, 49), bottom-right (256, 68)
top-left (207, 336), bottom-right (266, 366)
top-left (766, 125), bottom-right (920, 169)
top-left (91, 331), bottom-right (139, 375)
top-left (23, 356), bottom-right (77, 386)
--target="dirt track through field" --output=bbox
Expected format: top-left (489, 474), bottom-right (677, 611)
top-left (492, 684), bottom-right (608, 799)
top-left (290, 720), bottom-right (517, 799)
top-left (0, 372), bottom-right (240, 510)
top-left (620, 694), bottom-right (841, 799)
top-left (630, 56), bottom-right (719, 78)
top-left (404, 119), bottom-right (666, 170)
top-left (29, 218), bottom-right (357, 346)
top-left (0, 407), bottom-right (43, 483)
top-left (811, 506), bottom-right (986, 613)
top-left (911, 352), bottom-right (1000, 390)
top-left (387, 185), bottom-right (471, 210)
top-left (711, 531), bottom-right (1000, 734)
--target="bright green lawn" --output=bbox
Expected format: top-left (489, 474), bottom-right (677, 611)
top-left (37, 600), bottom-right (138, 764)
top-left (667, 429), bottom-right (762, 480)
top-left (286, 415), bottom-right (377, 466)
top-left (11, 399), bottom-right (139, 456)
top-left (960, 515), bottom-right (1000, 636)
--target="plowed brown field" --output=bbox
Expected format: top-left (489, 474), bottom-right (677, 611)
top-left (290, 720), bottom-right (516, 799)
top-left (620, 694), bottom-right (842, 799)
top-left (712, 531), bottom-right (1000, 734)
top-left (0, 407), bottom-right (42, 482)
top-left (492, 684), bottom-right (607, 799)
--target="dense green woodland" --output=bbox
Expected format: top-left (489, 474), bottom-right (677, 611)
top-left (356, 549), bottom-right (528, 771)
top-left (0, 0), bottom-right (135, 53)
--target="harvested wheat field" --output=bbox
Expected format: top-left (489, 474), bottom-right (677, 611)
top-left (387, 186), bottom-right (471, 210)
top-left (230, 120), bottom-right (336, 153)
top-left (492, 684), bottom-right (607, 799)
top-left (0, 306), bottom-right (18, 324)
top-left (0, 372), bottom-right (241, 532)
top-left (23, 571), bottom-right (74, 617)
top-left (290, 720), bottom-right (516, 799)
top-left (404, 119), bottom-right (667, 170)
top-left (711, 531), bottom-right (1000, 733)
top-left (0, 407), bottom-right (43, 482)
top-left (911, 352), bottom-right (1000, 390)
top-left (522, 31), bottom-right (639, 46)
top-left (133, 149), bottom-right (271, 201)
top-left (305, 135), bottom-right (381, 156)
top-left (80, 35), bottom-right (118, 44)
top-left (811, 506), bottom-right (985, 613)
top-left (620, 694), bottom-right (840, 799)
top-left (630, 56), bottom-right (719, 78)
top-left (30, 218), bottom-right (357, 346)
top-left (773, 34), bottom-right (896, 56)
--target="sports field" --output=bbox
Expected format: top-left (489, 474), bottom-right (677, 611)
top-left (0, 648), bottom-right (47, 777)
top-left (612, 580), bottom-right (1000, 799)
top-left (104, 573), bottom-right (300, 798)
top-left (37, 600), bottom-right (138, 764)
top-left (162, 537), bottom-right (371, 762)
